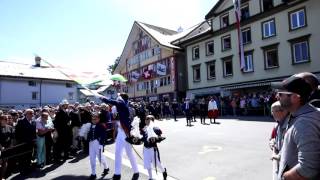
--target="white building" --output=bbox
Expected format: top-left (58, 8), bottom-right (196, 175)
top-left (0, 59), bottom-right (77, 109)
top-left (173, 0), bottom-right (320, 99)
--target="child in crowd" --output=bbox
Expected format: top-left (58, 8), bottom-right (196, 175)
top-left (79, 112), bottom-right (109, 180)
top-left (142, 115), bottom-right (167, 180)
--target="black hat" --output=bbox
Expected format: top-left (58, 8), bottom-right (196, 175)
top-left (272, 75), bottom-right (312, 99)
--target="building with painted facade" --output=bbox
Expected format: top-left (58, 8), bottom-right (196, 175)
top-left (114, 21), bottom-right (192, 102)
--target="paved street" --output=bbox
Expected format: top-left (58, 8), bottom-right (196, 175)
top-left (8, 116), bottom-right (274, 180)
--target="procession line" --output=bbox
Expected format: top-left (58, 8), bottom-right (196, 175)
top-left (104, 151), bottom-right (178, 180)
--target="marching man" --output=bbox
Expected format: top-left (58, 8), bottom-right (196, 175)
top-left (99, 93), bottom-right (140, 180)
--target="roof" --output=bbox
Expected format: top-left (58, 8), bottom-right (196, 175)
top-left (0, 60), bottom-right (109, 84)
top-left (205, 0), bottom-right (225, 19)
top-left (136, 21), bottom-right (197, 49)
top-left (172, 21), bottom-right (211, 45)
top-left (0, 61), bottom-right (72, 81)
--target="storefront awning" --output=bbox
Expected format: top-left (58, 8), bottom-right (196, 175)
top-left (222, 82), bottom-right (271, 91)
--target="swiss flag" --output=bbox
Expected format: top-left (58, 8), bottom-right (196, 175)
top-left (143, 69), bottom-right (151, 79)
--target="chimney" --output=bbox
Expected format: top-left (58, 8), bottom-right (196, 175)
top-left (35, 56), bottom-right (41, 67)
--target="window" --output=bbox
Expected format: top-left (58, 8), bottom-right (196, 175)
top-left (288, 35), bottom-right (311, 64)
top-left (32, 92), bottom-right (38, 100)
top-left (222, 57), bottom-right (233, 77)
top-left (193, 65), bottom-right (201, 82)
top-left (292, 41), bottom-right (309, 63)
top-left (66, 83), bottom-right (73, 88)
top-left (243, 51), bottom-right (254, 72)
top-left (68, 92), bottom-right (74, 100)
top-left (241, 4), bottom-right (250, 20)
top-left (220, 13), bottom-right (229, 28)
top-left (222, 35), bottom-right (231, 51)
top-left (192, 46), bottom-right (200, 60)
top-left (28, 81), bottom-right (36, 86)
top-left (206, 41), bottom-right (214, 56)
top-left (289, 8), bottom-right (306, 31)
top-left (242, 28), bottom-right (251, 45)
top-left (206, 61), bottom-right (216, 79)
top-left (167, 76), bottom-right (171, 85)
top-left (262, 43), bottom-right (279, 69)
top-left (262, 19), bottom-right (276, 39)
top-left (262, 0), bottom-right (274, 12)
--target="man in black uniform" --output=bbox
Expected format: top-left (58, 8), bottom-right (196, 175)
top-left (54, 100), bottom-right (72, 162)
top-left (15, 109), bottom-right (36, 175)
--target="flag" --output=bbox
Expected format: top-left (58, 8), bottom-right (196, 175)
top-left (143, 69), bottom-right (151, 79)
top-left (156, 63), bottom-right (167, 76)
top-left (131, 71), bottom-right (140, 82)
top-left (234, 0), bottom-right (245, 71)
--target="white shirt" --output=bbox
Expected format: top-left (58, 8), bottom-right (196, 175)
top-left (208, 100), bottom-right (218, 110)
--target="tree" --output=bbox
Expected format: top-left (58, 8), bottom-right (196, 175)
top-left (107, 57), bottom-right (120, 74)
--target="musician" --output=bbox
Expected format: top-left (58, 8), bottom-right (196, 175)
top-left (142, 115), bottom-right (167, 180)
top-left (99, 93), bottom-right (140, 180)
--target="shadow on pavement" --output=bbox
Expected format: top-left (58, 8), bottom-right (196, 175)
top-left (218, 115), bottom-right (273, 122)
top-left (9, 162), bottom-right (64, 180)
top-left (51, 175), bottom-right (89, 180)
top-left (69, 152), bottom-right (88, 164)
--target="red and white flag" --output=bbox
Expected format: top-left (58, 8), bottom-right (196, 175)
top-left (234, 0), bottom-right (245, 71)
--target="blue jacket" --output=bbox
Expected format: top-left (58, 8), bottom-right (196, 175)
top-left (101, 97), bottom-right (132, 135)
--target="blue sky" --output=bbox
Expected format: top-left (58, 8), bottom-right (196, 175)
top-left (0, 0), bottom-right (217, 72)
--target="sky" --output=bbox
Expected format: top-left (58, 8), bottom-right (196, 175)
top-left (0, 0), bottom-right (217, 73)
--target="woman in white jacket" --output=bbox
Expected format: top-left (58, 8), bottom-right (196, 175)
top-left (208, 97), bottom-right (219, 124)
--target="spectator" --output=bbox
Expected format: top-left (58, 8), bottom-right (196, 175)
top-left (15, 109), bottom-right (36, 175)
top-left (275, 75), bottom-right (320, 179)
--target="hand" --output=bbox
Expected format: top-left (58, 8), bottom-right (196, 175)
top-left (149, 137), bottom-right (156, 143)
top-left (269, 139), bottom-right (276, 150)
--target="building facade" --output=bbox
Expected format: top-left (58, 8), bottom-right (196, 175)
top-left (174, 0), bottom-right (320, 99)
top-left (114, 21), bottom-right (189, 102)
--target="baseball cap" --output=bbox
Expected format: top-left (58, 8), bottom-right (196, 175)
top-left (272, 75), bottom-right (312, 99)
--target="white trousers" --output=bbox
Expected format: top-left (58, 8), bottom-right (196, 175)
top-left (143, 147), bottom-right (165, 172)
top-left (89, 140), bottom-right (108, 175)
top-left (114, 127), bottom-right (139, 175)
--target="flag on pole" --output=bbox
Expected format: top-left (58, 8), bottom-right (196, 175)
top-left (234, 0), bottom-right (245, 71)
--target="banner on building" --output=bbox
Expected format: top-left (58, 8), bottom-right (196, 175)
top-left (131, 71), bottom-right (140, 82)
top-left (170, 57), bottom-right (175, 90)
top-left (156, 63), bottom-right (167, 76)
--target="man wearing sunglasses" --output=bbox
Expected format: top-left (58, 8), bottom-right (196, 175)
top-left (272, 75), bottom-right (320, 180)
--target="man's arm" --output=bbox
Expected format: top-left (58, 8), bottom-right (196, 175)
top-left (289, 119), bottom-right (320, 179)
top-left (100, 97), bottom-right (120, 106)
top-left (282, 168), bottom-right (307, 180)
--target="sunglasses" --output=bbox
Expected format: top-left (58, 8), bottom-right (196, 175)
top-left (277, 92), bottom-right (297, 97)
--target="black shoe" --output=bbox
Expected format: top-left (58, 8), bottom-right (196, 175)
top-left (89, 174), bottom-right (96, 180)
top-left (112, 174), bottom-right (121, 180)
top-left (163, 168), bottom-right (167, 180)
top-left (101, 168), bottom-right (109, 176)
top-left (132, 173), bottom-right (139, 180)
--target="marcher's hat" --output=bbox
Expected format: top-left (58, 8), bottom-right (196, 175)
top-left (272, 75), bottom-right (312, 99)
